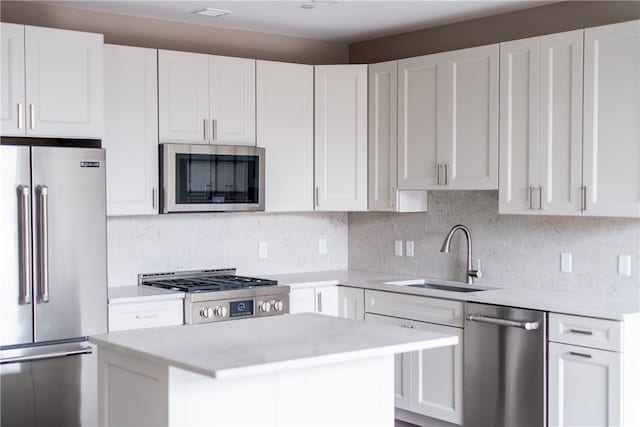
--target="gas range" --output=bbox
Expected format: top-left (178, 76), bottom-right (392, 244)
top-left (139, 269), bottom-right (289, 324)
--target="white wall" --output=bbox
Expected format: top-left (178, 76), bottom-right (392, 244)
top-left (107, 212), bottom-right (348, 286)
top-left (349, 191), bottom-right (640, 299)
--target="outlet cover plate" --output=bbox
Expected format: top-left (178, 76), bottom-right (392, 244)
top-left (394, 240), bottom-right (403, 257)
top-left (406, 241), bottom-right (415, 257)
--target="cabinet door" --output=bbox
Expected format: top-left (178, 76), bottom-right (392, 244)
top-left (539, 30), bottom-right (584, 215)
top-left (209, 56), bottom-right (256, 146)
top-left (364, 313), bottom-right (412, 411)
top-left (337, 287), bottom-right (364, 320)
top-left (583, 20), bottom-right (640, 217)
top-left (314, 65), bottom-right (368, 211)
top-left (257, 60), bottom-right (314, 212)
top-left (104, 45), bottom-right (158, 216)
top-left (24, 26), bottom-right (103, 138)
top-left (0, 23), bottom-right (25, 136)
top-left (499, 37), bottom-right (540, 214)
top-left (288, 288), bottom-right (316, 314)
top-left (316, 286), bottom-right (339, 317)
top-left (444, 44), bottom-right (498, 190)
top-left (368, 61), bottom-right (398, 211)
top-left (398, 54), bottom-right (446, 190)
top-left (549, 342), bottom-right (622, 427)
top-left (158, 50), bottom-right (209, 144)
top-left (410, 321), bottom-right (463, 425)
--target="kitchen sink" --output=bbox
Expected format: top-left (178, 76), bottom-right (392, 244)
top-left (407, 283), bottom-right (486, 293)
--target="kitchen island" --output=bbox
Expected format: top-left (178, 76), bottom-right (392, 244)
top-left (91, 313), bottom-right (457, 427)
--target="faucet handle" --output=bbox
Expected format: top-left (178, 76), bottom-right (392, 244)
top-left (469, 259), bottom-right (483, 279)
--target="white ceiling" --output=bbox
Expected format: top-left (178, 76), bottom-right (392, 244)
top-left (42, 1), bottom-right (556, 43)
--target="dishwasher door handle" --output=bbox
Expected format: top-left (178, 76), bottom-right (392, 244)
top-left (466, 313), bottom-right (540, 330)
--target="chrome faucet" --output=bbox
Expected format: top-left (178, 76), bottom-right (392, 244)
top-left (440, 224), bottom-right (482, 284)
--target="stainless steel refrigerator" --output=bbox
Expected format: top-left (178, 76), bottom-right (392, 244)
top-left (0, 144), bottom-right (107, 427)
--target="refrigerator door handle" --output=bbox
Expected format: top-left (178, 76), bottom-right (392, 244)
top-left (37, 185), bottom-right (50, 303)
top-left (0, 345), bottom-right (92, 365)
top-left (17, 185), bottom-right (32, 304)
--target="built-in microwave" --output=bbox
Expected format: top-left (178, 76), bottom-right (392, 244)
top-left (160, 143), bottom-right (265, 213)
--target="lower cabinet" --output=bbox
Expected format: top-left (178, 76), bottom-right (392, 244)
top-left (108, 299), bottom-right (184, 332)
top-left (289, 286), bottom-right (365, 320)
top-left (365, 312), bottom-right (463, 425)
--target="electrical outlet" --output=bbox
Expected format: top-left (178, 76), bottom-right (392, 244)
top-left (319, 238), bottom-right (327, 255)
top-left (394, 240), bottom-right (403, 257)
top-left (406, 241), bottom-right (415, 257)
top-left (560, 253), bottom-right (572, 273)
top-left (259, 242), bottom-right (268, 259)
top-left (618, 255), bottom-right (631, 276)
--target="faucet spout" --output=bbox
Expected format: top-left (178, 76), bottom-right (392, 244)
top-left (440, 224), bottom-right (482, 284)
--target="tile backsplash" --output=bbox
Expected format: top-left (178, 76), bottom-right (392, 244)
top-left (349, 191), bottom-right (640, 299)
top-left (107, 212), bottom-right (348, 286)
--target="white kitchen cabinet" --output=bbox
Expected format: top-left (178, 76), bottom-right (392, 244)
top-left (104, 44), bottom-right (158, 216)
top-left (314, 65), bottom-right (368, 211)
top-left (337, 287), bottom-right (365, 320)
top-left (257, 60), bottom-right (314, 212)
top-left (499, 30), bottom-right (583, 215)
top-left (369, 61), bottom-right (428, 212)
top-left (1, 24), bottom-right (103, 138)
top-left (288, 286), bottom-right (364, 320)
top-left (0, 23), bottom-right (26, 136)
top-left (108, 299), bottom-right (183, 332)
top-left (316, 286), bottom-right (339, 316)
top-left (288, 287), bottom-right (316, 314)
top-left (159, 50), bottom-right (256, 146)
top-left (583, 20), bottom-right (640, 217)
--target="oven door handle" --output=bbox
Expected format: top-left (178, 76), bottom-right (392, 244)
top-left (466, 314), bottom-right (540, 330)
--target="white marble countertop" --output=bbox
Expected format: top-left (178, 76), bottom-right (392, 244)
top-left (264, 270), bottom-right (640, 321)
top-left (108, 285), bottom-right (185, 304)
top-left (90, 313), bottom-right (458, 379)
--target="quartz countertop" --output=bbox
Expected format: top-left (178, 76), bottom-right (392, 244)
top-left (90, 313), bottom-right (458, 379)
top-left (264, 270), bottom-right (640, 321)
top-left (108, 285), bottom-right (185, 304)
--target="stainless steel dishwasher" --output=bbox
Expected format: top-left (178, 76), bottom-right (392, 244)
top-left (464, 302), bottom-right (547, 427)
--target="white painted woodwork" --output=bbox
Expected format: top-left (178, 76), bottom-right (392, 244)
top-left (257, 60), bottom-right (314, 212)
top-left (314, 65), bottom-right (368, 211)
top-left (548, 342), bottom-right (622, 427)
top-left (316, 285), bottom-right (339, 316)
top-left (365, 290), bottom-right (464, 327)
top-left (104, 45), bottom-right (158, 216)
top-left (209, 55), bottom-right (256, 145)
top-left (549, 313), bottom-right (622, 352)
top-left (108, 299), bottom-right (183, 332)
top-left (158, 49), bottom-right (209, 144)
top-left (337, 286), bottom-right (365, 320)
top-left (0, 23), bottom-right (25, 136)
top-left (444, 44), bottom-right (499, 190)
top-left (288, 288), bottom-right (316, 314)
top-left (24, 26), bottom-right (103, 138)
top-left (583, 20), bottom-right (640, 217)
top-left (398, 54), bottom-right (446, 190)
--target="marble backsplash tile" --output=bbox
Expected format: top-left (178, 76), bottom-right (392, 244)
top-left (349, 191), bottom-right (640, 299)
top-left (107, 212), bottom-right (348, 286)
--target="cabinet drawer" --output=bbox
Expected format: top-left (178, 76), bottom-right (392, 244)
top-left (109, 299), bottom-right (183, 332)
top-left (549, 313), bottom-right (622, 352)
top-left (365, 290), bottom-right (463, 327)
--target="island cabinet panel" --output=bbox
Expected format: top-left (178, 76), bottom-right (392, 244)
top-left (583, 20), bottom-right (640, 217)
top-left (314, 65), bottom-right (368, 211)
top-left (257, 60), bottom-right (314, 212)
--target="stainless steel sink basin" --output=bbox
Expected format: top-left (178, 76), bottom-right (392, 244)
top-left (407, 283), bottom-right (486, 293)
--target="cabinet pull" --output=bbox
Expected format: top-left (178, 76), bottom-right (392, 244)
top-left (529, 186), bottom-right (534, 210)
top-left (582, 186), bottom-right (588, 211)
top-left (389, 187), bottom-right (395, 208)
top-left (437, 164), bottom-right (442, 185)
top-left (203, 118), bottom-right (208, 141)
top-left (315, 187), bottom-right (320, 208)
top-left (17, 104), bottom-right (23, 129)
top-left (29, 104), bottom-right (35, 129)
top-left (317, 292), bottom-right (322, 313)
top-left (211, 119), bottom-right (217, 141)
top-left (569, 328), bottom-right (593, 335)
top-left (136, 313), bottom-right (159, 320)
top-left (152, 188), bottom-right (157, 209)
top-left (569, 351), bottom-right (592, 359)
top-left (444, 164), bottom-right (449, 186)
top-left (538, 186), bottom-right (543, 210)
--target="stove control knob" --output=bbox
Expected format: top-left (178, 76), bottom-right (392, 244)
top-left (200, 306), bottom-right (214, 319)
top-left (214, 305), bottom-right (228, 318)
top-left (271, 300), bottom-right (284, 312)
top-left (259, 301), bottom-right (271, 313)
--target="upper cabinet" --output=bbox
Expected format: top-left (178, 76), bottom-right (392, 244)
top-left (368, 61), bottom-right (427, 212)
top-left (257, 60), bottom-right (314, 212)
top-left (315, 65), bottom-right (368, 211)
top-left (398, 44), bottom-right (498, 190)
top-left (1, 24), bottom-right (103, 138)
top-left (158, 50), bottom-right (256, 146)
top-left (103, 44), bottom-right (158, 216)
top-left (583, 20), bottom-right (640, 217)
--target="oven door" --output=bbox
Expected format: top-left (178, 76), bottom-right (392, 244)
top-left (161, 144), bottom-right (265, 213)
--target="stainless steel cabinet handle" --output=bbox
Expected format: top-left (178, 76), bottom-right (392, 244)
top-left (389, 186), bottom-right (395, 208)
top-left (212, 119), bottom-right (217, 141)
top-left (437, 164), bottom-right (442, 185)
top-left (136, 313), bottom-right (159, 319)
top-left (0, 346), bottom-right (92, 365)
top-left (315, 187), bottom-right (320, 208)
top-left (317, 292), bottom-right (322, 313)
top-left (152, 187), bottom-right (156, 209)
top-left (529, 186), bottom-right (534, 210)
top-left (466, 313), bottom-right (540, 330)
top-left (444, 164), bottom-right (449, 186)
top-left (37, 185), bottom-right (49, 303)
top-left (29, 104), bottom-right (35, 129)
top-left (582, 186), bottom-right (588, 211)
top-left (569, 351), bottom-right (592, 359)
top-left (203, 118), bottom-right (208, 141)
top-left (17, 185), bottom-right (32, 305)
top-left (17, 103), bottom-right (23, 129)
top-left (569, 328), bottom-right (593, 335)
top-left (538, 186), bottom-right (543, 210)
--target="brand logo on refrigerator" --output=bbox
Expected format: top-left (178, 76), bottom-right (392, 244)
top-left (80, 161), bottom-right (101, 168)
